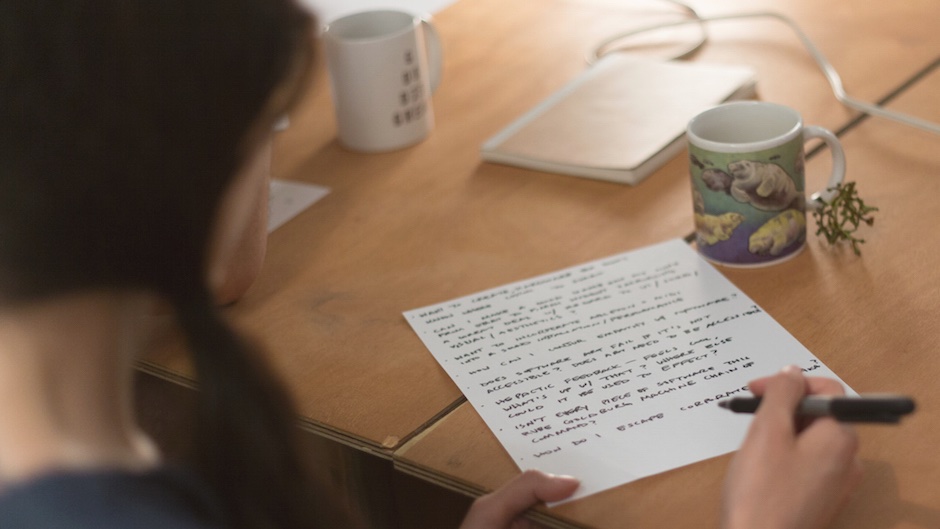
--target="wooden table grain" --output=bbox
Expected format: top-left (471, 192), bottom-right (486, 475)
top-left (394, 46), bottom-right (940, 529)
top-left (138, 0), bottom-right (940, 525)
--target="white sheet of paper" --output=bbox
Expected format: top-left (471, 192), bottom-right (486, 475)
top-left (268, 179), bottom-right (330, 233)
top-left (404, 239), bottom-right (850, 503)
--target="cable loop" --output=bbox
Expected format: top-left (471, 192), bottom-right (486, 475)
top-left (588, 7), bottom-right (940, 135)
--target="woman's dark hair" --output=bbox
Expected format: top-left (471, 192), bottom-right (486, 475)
top-left (1, 1), bottom-right (319, 527)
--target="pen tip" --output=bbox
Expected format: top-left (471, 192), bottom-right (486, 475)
top-left (717, 400), bottom-right (729, 409)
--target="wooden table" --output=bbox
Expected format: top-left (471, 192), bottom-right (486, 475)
top-left (138, 0), bottom-right (940, 526)
top-left (392, 2), bottom-right (940, 527)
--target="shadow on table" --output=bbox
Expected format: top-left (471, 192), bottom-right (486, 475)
top-left (836, 459), bottom-right (940, 529)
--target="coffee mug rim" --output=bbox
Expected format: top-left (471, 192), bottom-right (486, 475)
top-left (687, 101), bottom-right (803, 154)
top-left (324, 9), bottom-right (420, 43)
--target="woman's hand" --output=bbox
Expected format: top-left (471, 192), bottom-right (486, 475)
top-left (459, 470), bottom-right (580, 529)
top-left (721, 366), bottom-right (863, 529)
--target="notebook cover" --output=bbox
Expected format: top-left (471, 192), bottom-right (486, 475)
top-left (480, 55), bottom-right (757, 185)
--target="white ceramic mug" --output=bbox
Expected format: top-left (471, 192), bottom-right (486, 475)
top-left (324, 10), bottom-right (443, 152)
top-left (687, 101), bottom-right (846, 267)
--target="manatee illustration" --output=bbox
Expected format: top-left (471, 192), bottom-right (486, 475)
top-left (748, 209), bottom-right (806, 256)
top-left (695, 212), bottom-right (745, 246)
top-left (728, 160), bottom-right (802, 211)
top-left (701, 168), bottom-right (732, 192)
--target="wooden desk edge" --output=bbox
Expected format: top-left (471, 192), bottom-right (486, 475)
top-left (393, 456), bottom-right (583, 529)
top-left (394, 406), bottom-right (587, 529)
top-left (137, 359), bottom-right (466, 458)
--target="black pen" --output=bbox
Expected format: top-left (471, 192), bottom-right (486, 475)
top-left (718, 395), bottom-right (916, 423)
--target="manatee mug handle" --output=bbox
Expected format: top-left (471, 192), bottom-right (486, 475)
top-left (419, 14), bottom-right (443, 93)
top-left (804, 125), bottom-right (846, 210)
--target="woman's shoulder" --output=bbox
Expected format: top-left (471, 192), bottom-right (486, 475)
top-left (0, 466), bottom-right (225, 529)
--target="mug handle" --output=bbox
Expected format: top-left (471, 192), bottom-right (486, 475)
top-left (803, 125), bottom-right (846, 211)
top-left (419, 15), bottom-right (443, 93)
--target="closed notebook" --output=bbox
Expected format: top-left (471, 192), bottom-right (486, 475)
top-left (480, 54), bottom-right (757, 185)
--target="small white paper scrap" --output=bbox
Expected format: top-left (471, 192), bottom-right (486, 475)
top-left (268, 179), bottom-right (330, 233)
top-left (404, 239), bottom-right (849, 503)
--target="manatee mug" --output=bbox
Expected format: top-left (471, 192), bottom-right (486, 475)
top-left (687, 101), bottom-right (845, 267)
top-left (323, 10), bottom-right (443, 152)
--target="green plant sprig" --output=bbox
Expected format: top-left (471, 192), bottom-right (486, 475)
top-left (812, 181), bottom-right (878, 256)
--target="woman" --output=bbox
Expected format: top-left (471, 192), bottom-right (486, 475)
top-left (0, 1), bottom-right (321, 527)
top-left (0, 1), bottom-right (860, 528)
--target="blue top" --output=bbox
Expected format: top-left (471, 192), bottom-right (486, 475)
top-left (0, 467), bottom-right (224, 528)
